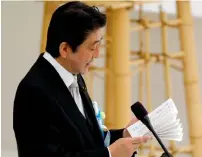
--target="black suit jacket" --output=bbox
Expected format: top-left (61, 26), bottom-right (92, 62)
top-left (13, 54), bottom-right (124, 157)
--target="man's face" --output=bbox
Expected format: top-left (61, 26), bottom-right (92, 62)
top-left (60, 28), bottom-right (104, 74)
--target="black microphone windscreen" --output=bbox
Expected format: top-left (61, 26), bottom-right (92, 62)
top-left (131, 101), bottom-right (148, 120)
top-left (131, 102), bottom-right (172, 157)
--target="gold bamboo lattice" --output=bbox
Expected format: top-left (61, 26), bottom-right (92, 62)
top-left (40, 1), bottom-right (202, 157)
top-left (129, 2), bottom-right (202, 157)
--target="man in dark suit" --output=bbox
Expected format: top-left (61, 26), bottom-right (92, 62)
top-left (13, 1), bottom-right (151, 157)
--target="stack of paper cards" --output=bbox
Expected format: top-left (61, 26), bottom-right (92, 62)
top-left (127, 98), bottom-right (183, 141)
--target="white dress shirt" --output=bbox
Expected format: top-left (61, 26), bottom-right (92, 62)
top-left (43, 52), bottom-right (111, 157)
top-left (43, 52), bottom-right (85, 117)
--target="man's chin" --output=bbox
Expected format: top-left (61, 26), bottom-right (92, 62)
top-left (80, 67), bottom-right (89, 75)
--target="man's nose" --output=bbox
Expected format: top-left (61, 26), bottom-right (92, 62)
top-left (94, 48), bottom-right (100, 58)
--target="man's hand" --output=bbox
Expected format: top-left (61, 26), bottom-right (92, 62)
top-left (123, 117), bottom-right (139, 138)
top-left (108, 136), bottom-right (152, 157)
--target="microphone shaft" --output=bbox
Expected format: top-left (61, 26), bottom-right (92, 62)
top-left (149, 127), bottom-right (172, 157)
top-left (142, 117), bottom-right (172, 157)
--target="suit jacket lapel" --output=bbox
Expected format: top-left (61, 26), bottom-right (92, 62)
top-left (77, 75), bottom-right (104, 146)
top-left (37, 56), bottom-right (96, 146)
top-left (54, 84), bottom-right (96, 146)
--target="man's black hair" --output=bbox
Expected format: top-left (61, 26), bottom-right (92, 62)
top-left (45, 1), bottom-right (107, 57)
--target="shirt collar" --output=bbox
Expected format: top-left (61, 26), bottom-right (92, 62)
top-left (43, 52), bottom-right (76, 87)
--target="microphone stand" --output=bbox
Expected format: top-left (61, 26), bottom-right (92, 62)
top-left (149, 128), bottom-right (173, 157)
top-left (160, 152), bottom-right (173, 157)
top-left (143, 117), bottom-right (173, 157)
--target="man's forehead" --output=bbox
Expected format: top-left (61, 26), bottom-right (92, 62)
top-left (87, 28), bottom-right (104, 43)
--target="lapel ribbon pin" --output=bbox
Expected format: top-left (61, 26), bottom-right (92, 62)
top-left (92, 101), bottom-right (110, 147)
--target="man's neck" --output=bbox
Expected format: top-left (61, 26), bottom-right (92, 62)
top-left (56, 57), bottom-right (77, 75)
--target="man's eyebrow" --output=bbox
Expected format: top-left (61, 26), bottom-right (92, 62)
top-left (92, 37), bottom-right (103, 45)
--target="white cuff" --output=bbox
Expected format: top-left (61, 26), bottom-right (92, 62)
top-left (107, 147), bottom-right (112, 157)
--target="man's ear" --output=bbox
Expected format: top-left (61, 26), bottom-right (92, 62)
top-left (59, 42), bottom-right (72, 59)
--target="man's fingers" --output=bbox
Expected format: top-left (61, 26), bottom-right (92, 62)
top-left (142, 136), bottom-right (153, 141)
top-left (131, 117), bottom-right (138, 123)
top-left (133, 144), bottom-right (140, 150)
top-left (131, 136), bottom-right (152, 144)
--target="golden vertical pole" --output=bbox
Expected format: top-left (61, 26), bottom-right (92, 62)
top-left (138, 4), bottom-right (144, 103)
top-left (176, 1), bottom-right (202, 157)
top-left (160, 8), bottom-right (176, 156)
top-left (138, 6), bottom-right (144, 155)
top-left (40, 2), bottom-right (59, 53)
top-left (160, 9), bottom-right (172, 100)
top-left (105, 8), bottom-right (131, 129)
top-left (144, 24), bottom-right (155, 157)
top-left (84, 72), bottom-right (94, 99)
top-left (145, 28), bottom-right (152, 113)
top-left (105, 9), bottom-right (115, 128)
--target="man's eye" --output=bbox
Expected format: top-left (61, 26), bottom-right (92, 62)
top-left (90, 48), bottom-right (96, 51)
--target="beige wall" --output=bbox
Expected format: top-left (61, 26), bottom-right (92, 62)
top-left (2, 1), bottom-right (202, 156)
top-left (2, 1), bottom-right (44, 155)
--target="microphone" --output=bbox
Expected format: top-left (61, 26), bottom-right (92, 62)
top-left (131, 102), bottom-right (173, 157)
